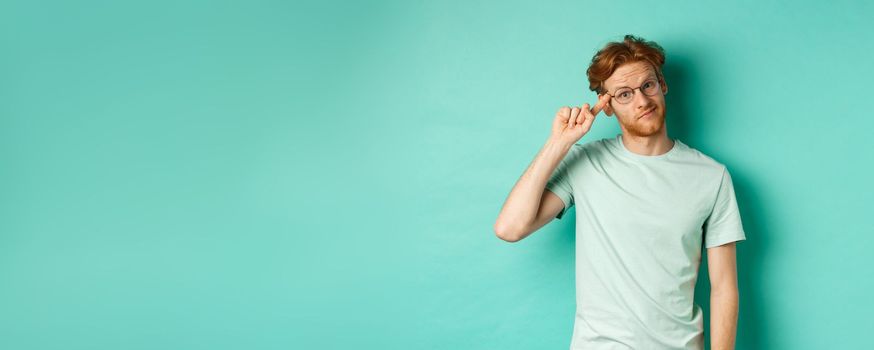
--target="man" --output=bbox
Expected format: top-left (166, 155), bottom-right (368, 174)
top-left (493, 35), bottom-right (746, 350)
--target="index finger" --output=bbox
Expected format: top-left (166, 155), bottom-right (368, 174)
top-left (589, 94), bottom-right (611, 116)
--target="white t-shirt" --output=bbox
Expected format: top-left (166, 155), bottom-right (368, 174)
top-left (545, 133), bottom-right (746, 350)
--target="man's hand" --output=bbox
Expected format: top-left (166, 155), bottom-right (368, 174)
top-left (550, 94), bottom-right (611, 147)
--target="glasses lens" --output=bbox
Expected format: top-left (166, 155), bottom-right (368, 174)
top-left (642, 79), bottom-right (660, 96)
top-left (615, 88), bottom-right (633, 104)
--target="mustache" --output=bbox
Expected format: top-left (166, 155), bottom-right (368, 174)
top-left (636, 106), bottom-right (657, 119)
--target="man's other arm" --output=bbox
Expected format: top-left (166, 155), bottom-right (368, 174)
top-left (708, 242), bottom-right (740, 350)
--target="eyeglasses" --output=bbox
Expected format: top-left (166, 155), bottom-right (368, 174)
top-left (604, 78), bottom-right (662, 104)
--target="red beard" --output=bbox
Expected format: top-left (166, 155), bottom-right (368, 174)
top-left (623, 106), bottom-right (665, 137)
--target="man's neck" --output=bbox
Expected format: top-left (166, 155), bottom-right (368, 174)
top-left (620, 131), bottom-right (675, 156)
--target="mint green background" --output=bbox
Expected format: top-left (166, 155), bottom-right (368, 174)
top-left (1, 1), bottom-right (872, 349)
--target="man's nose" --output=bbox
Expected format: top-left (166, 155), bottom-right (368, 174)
top-left (633, 89), bottom-right (654, 108)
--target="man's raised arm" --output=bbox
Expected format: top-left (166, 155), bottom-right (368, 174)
top-left (493, 95), bottom-right (609, 242)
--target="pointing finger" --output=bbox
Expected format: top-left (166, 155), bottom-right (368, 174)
top-left (590, 94), bottom-right (611, 116)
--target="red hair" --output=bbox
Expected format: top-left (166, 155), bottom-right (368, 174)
top-left (586, 35), bottom-right (666, 95)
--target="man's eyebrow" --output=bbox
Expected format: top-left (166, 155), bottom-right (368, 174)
top-left (613, 75), bottom-right (658, 90)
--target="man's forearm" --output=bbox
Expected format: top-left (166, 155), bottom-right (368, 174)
top-left (710, 287), bottom-right (739, 350)
top-left (494, 137), bottom-right (572, 239)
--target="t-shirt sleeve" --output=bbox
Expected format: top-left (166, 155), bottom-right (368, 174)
top-left (703, 167), bottom-right (747, 248)
top-left (544, 149), bottom-right (576, 220)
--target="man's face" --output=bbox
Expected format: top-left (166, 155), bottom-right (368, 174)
top-left (599, 61), bottom-right (669, 138)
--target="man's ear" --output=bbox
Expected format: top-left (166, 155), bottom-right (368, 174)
top-left (661, 80), bottom-right (669, 96)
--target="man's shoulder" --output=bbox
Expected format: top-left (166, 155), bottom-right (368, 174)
top-left (676, 141), bottom-right (729, 174)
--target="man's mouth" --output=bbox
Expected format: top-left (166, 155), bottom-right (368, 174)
top-left (638, 107), bottom-right (656, 119)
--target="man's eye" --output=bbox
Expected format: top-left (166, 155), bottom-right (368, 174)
top-left (643, 81), bottom-right (654, 89)
top-left (619, 91), bottom-right (632, 99)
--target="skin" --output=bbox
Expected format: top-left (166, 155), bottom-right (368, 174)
top-left (599, 60), bottom-right (675, 156)
top-left (494, 60), bottom-right (740, 349)
top-left (708, 242), bottom-right (740, 350)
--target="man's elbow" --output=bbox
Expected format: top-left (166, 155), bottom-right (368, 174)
top-left (494, 222), bottom-right (524, 243)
